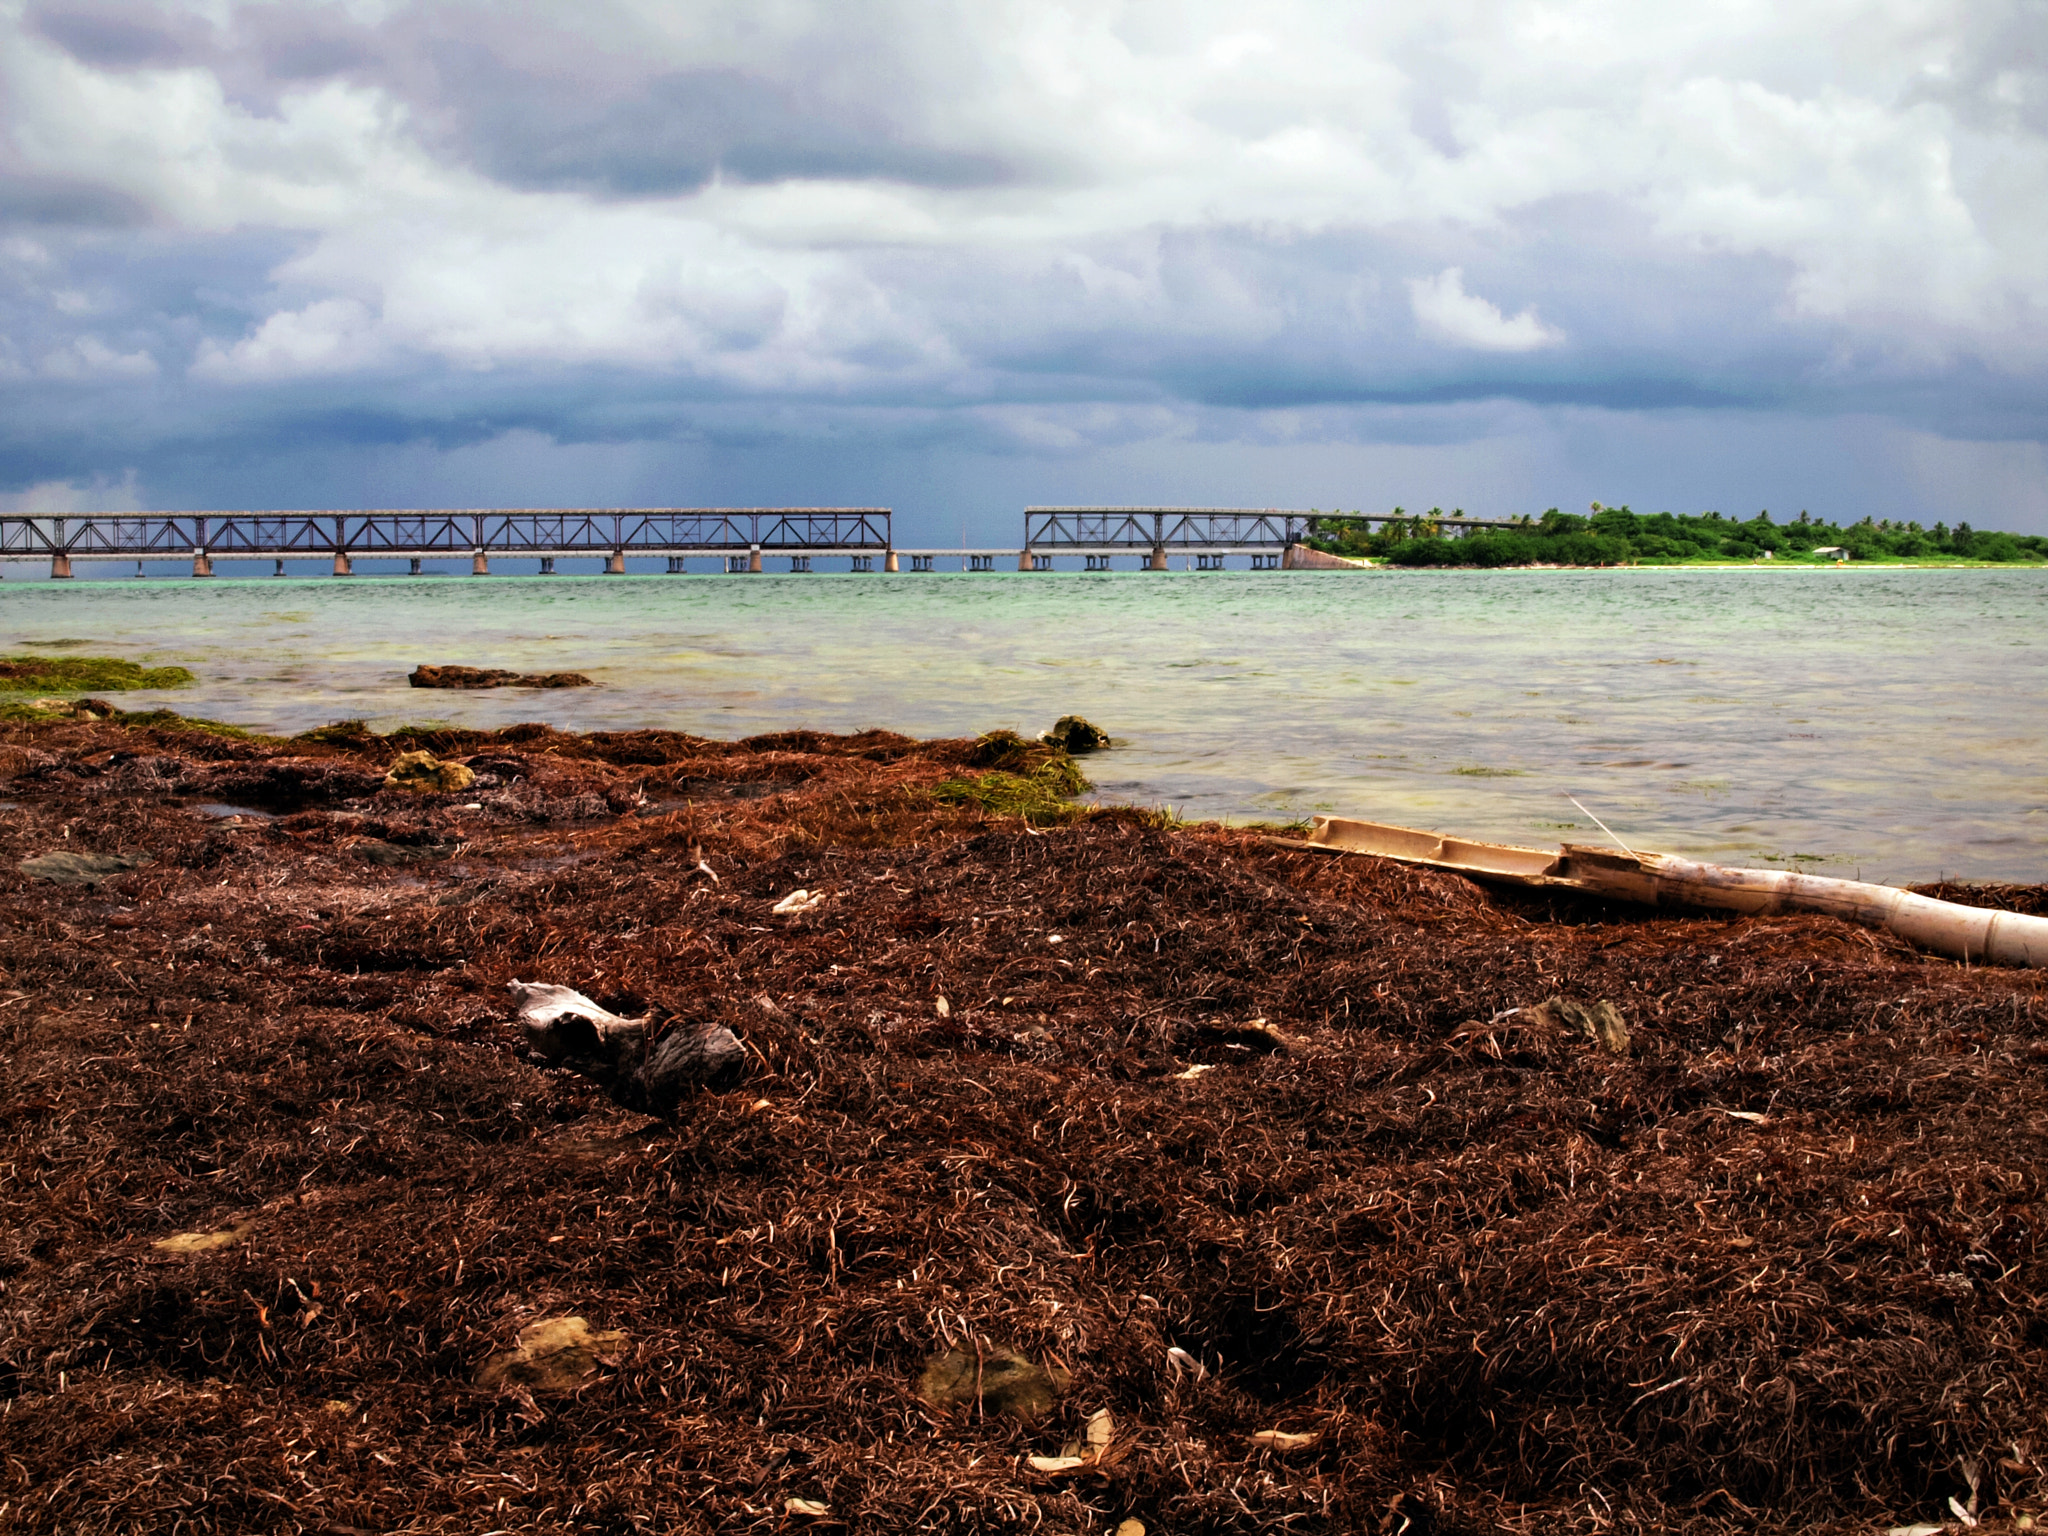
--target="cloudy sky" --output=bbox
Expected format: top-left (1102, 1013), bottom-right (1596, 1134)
top-left (1, 0), bottom-right (2044, 539)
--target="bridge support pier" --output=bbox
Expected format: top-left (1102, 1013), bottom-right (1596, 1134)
top-left (472, 550), bottom-right (489, 576)
top-left (1148, 546), bottom-right (1168, 571)
top-left (49, 554), bottom-right (72, 579)
top-left (539, 556), bottom-right (555, 575)
top-left (192, 550), bottom-right (215, 577)
top-left (747, 546), bottom-right (762, 574)
top-left (884, 550), bottom-right (899, 572)
top-left (605, 550), bottom-right (626, 575)
top-left (273, 559), bottom-right (286, 577)
top-left (1018, 549), bottom-right (1033, 571)
top-left (409, 558), bottom-right (423, 575)
top-left (332, 552), bottom-right (353, 577)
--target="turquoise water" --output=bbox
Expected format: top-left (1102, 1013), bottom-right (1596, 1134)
top-left (9, 565), bottom-right (2047, 883)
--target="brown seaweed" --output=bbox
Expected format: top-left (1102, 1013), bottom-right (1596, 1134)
top-left (0, 710), bottom-right (2042, 1534)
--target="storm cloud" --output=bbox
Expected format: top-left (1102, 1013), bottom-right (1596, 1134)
top-left (1, 0), bottom-right (2044, 533)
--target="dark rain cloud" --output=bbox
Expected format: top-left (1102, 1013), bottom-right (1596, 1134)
top-left (0, 0), bottom-right (2043, 529)
top-left (423, 50), bottom-right (1010, 196)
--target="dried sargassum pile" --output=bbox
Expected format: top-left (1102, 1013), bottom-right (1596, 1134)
top-left (0, 712), bottom-right (2044, 1535)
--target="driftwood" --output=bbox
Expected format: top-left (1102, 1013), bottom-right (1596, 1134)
top-left (1294, 816), bottom-right (2048, 968)
top-left (509, 982), bottom-right (744, 1113)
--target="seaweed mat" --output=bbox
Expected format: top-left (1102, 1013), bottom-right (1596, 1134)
top-left (0, 716), bottom-right (2042, 1535)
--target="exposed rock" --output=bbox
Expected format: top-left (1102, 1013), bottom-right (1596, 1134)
top-left (1039, 715), bottom-right (1112, 753)
top-left (356, 839), bottom-right (458, 866)
top-left (409, 665), bottom-right (594, 689)
top-left (19, 850), bottom-right (153, 886)
top-left (916, 1344), bottom-right (1068, 1421)
top-left (1532, 995), bottom-right (1631, 1055)
top-left (382, 750), bottom-right (477, 794)
top-left (476, 1316), bottom-right (626, 1392)
top-left (22, 697), bottom-right (113, 719)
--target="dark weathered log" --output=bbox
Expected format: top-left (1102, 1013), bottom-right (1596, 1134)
top-left (640, 1019), bottom-right (745, 1104)
top-left (509, 982), bottom-right (743, 1114)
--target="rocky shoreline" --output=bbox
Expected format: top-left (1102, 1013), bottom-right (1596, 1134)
top-left (0, 710), bottom-right (2043, 1533)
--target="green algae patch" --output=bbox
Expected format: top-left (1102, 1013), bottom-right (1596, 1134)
top-left (0, 655), bottom-right (195, 693)
top-left (929, 753), bottom-right (1090, 825)
top-left (110, 708), bottom-right (265, 741)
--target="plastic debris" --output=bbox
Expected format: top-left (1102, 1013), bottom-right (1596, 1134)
top-left (1026, 1455), bottom-right (1089, 1475)
top-left (153, 1223), bottom-right (252, 1255)
top-left (1250, 1429), bottom-right (1319, 1451)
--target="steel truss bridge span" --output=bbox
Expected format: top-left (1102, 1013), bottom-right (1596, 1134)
top-left (1024, 506), bottom-right (1525, 553)
top-left (0, 509), bottom-right (891, 569)
top-left (1025, 507), bottom-right (1309, 552)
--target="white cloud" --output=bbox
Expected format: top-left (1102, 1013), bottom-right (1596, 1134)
top-left (1408, 267), bottom-right (1564, 352)
top-left (190, 297), bottom-right (385, 379)
top-left (0, 470), bottom-right (145, 512)
top-left (39, 336), bottom-right (160, 378)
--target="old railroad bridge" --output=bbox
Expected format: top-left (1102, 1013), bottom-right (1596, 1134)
top-left (0, 506), bottom-right (1520, 578)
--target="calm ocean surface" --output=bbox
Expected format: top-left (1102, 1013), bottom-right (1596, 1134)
top-left (9, 565), bottom-right (2045, 884)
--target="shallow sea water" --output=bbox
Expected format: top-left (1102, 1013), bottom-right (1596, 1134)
top-left (8, 565), bottom-right (2046, 883)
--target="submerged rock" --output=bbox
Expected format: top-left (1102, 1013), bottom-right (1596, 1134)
top-left (409, 664), bottom-right (594, 689)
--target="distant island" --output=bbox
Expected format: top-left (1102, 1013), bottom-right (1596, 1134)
top-left (1302, 504), bottom-right (2048, 567)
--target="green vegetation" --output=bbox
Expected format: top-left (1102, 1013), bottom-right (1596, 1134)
top-left (0, 654), bottom-right (195, 691)
top-left (929, 751), bottom-right (1091, 825)
top-left (1303, 506), bottom-right (2048, 568)
top-left (112, 708), bottom-right (263, 740)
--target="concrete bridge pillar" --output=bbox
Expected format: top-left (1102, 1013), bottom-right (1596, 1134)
top-left (192, 549), bottom-right (215, 577)
top-left (1018, 549), bottom-right (1034, 571)
top-left (884, 550), bottom-right (899, 572)
top-left (332, 552), bottom-right (353, 577)
top-left (49, 553), bottom-right (72, 579)
top-left (747, 545), bottom-right (763, 574)
top-left (472, 550), bottom-right (490, 575)
top-left (1148, 546), bottom-right (1169, 571)
top-left (605, 549), bottom-right (626, 575)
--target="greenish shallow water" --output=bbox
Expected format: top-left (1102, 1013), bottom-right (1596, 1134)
top-left (8, 566), bottom-right (2046, 884)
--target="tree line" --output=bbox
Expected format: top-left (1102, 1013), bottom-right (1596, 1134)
top-left (1303, 505), bottom-right (2048, 567)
